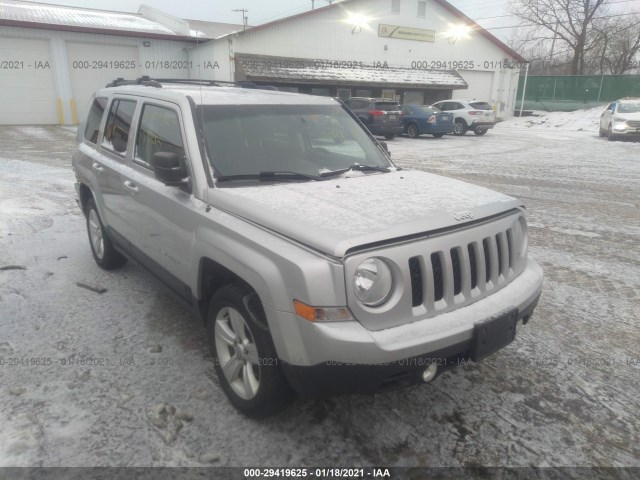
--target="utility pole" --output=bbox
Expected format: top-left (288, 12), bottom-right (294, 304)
top-left (310, 0), bottom-right (315, 9)
top-left (232, 9), bottom-right (248, 30)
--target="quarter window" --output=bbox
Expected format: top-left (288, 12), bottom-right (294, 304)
top-left (135, 104), bottom-right (185, 167)
top-left (391, 0), bottom-right (401, 14)
top-left (84, 97), bottom-right (107, 144)
top-left (102, 99), bottom-right (136, 155)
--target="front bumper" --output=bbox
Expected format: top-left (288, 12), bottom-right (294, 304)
top-left (267, 258), bottom-right (543, 394)
top-left (612, 123), bottom-right (640, 135)
top-left (282, 290), bottom-right (540, 396)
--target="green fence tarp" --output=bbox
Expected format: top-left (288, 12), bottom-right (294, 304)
top-left (516, 75), bottom-right (640, 111)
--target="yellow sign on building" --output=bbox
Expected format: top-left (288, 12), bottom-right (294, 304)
top-left (378, 24), bottom-right (436, 42)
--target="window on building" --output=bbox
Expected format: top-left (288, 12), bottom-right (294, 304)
top-left (102, 99), bottom-right (136, 155)
top-left (391, 0), bottom-right (401, 14)
top-left (84, 97), bottom-right (108, 144)
top-left (278, 87), bottom-right (299, 93)
top-left (311, 87), bottom-right (331, 96)
top-left (135, 104), bottom-right (185, 168)
top-left (382, 89), bottom-right (396, 100)
top-left (337, 88), bottom-right (351, 100)
top-left (403, 91), bottom-right (425, 105)
top-left (355, 89), bottom-right (372, 97)
top-left (417, 1), bottom-right (427, 17)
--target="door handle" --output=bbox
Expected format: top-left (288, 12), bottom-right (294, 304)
top-left (123, 180), bottom-right (139, 194)
top-left (92, 163), bottom-right (104, 173)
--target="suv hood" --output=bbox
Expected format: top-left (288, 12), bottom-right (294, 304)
top-left (209, 170), bottom-right (521, 257)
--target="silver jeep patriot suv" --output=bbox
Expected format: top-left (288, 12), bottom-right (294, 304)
top-left (72, 78), bottom-right (543, 417)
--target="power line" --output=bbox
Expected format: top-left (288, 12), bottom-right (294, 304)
top-left (482, 11), bottom-right (640, 31)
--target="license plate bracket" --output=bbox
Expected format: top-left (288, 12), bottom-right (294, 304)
top-left (470, 309), bottom-right (518, 362)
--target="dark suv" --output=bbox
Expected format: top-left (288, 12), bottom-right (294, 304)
top-left (343, 97), bottom-right (403, 139)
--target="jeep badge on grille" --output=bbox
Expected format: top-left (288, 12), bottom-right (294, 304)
top-left (454, 210), bottom-right (474, 221)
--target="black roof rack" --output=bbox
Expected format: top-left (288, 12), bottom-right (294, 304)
top-left (105, 76), bottom-right (278, 91)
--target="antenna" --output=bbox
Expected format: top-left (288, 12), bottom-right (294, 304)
top-left (232, 9), bottom-right (248, 30)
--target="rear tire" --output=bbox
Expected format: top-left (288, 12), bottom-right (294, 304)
top-left (85, 198), bottom-right (127, 270)
top-left (207, 284), bottom-right (293, 418)
top-left (432, 133), bottom-right (445, 138)
top-left (384, 134), bottom-right (396, 140)
top-left (406, 124), bottom-right (419, 138)
top-left (453, 119), bottom-right (467, 136)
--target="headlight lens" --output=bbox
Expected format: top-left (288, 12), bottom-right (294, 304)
top-left (353, 258), bottom-right (394, 307)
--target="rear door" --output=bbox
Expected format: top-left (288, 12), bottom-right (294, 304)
top-left (93, 97), bottom-right (137, 238)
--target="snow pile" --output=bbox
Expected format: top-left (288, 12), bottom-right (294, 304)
top-left (503, 106), bottom-right (605, 132)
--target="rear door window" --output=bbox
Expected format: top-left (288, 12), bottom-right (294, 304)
top-left (84, 97), bottom-right (107, 144)
top-left (135, 104), bottom-right (185, 168)
top-left (102, 99), bottom-right (137, 156)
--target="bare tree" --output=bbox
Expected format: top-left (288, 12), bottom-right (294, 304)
top-left (508, 0), bottom-right (610, 74)
top-left (596, 16), bottom-right (640, 73)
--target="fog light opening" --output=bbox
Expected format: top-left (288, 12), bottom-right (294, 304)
top-left (422, 363), bottom-right (438, 383)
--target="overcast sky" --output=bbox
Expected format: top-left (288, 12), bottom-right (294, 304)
top-left (24, 0), bottom-right (640, 42)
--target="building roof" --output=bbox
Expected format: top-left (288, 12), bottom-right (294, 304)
top-left (221, 0), bottom-right (525, 64)
top-left (0, 0), bottom-right (243, 41)
top-left (186, 19), bottom-right (245, 39)
top-left (235, 54), bottom-right (468, 90)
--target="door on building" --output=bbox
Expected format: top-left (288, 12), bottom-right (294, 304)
top-left (0, 37), bottom-right (58, 124)
top-left (67, 42), bottom-right (140, 123)
top-left (453, 70), bottom-right (495, 101)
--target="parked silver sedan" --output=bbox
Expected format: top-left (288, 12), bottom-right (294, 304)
top-left (599, 97), bottom-right (640, 141)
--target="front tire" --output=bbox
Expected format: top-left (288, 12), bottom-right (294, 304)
top-left (453, 119), bottom-right (467, 136)
top-left (384, 134), bottom-right (396, 140)
top-left (432, 133), bottom-right (445, 138)
top-left (406, 124), bottom-right (419, 138)
top-left (207, 284), bottom-right (293, 418)
top-left (607, 124), bottom-right (617, 141)
top-left (85, 198), bottom-right (127, 270)
top-left (474, 127), bottom-right (488, 136)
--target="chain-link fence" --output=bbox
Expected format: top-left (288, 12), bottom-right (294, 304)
top-left (516, 75), bottom-right (640, 111)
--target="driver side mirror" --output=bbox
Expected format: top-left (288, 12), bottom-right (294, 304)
top-left (150, 152), bottom-right (187, 186)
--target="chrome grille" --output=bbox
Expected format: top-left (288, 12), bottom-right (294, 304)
top-left (409, 226), bottom-right (518, 313)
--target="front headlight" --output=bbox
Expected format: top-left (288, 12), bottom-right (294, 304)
top-left (353, 258), bottom-right (394, 307)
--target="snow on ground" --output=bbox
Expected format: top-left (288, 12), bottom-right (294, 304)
top-left (503, 106), bottom-right (606, 131)
top-left (0, 123), bottom-right (639, 468)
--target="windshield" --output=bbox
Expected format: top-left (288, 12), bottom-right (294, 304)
top-left (197, 104), bottom-right (392, 180)
top-left (617, 102), bottom-right (640, 113)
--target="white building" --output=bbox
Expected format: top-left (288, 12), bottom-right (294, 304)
top-left (0, 0), bottom-right (241, 125)
top-left (189, 0), bottom-right (525, 118)
top-left (0, 0), bottom-right (524, 125)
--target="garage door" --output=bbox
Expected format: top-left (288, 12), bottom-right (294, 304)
top-left (453, 70), bottom-right (495, 101)
top-left (0, 37), bottom-right (58, 125)
top-left (67, 42), bottom-right (140, 123)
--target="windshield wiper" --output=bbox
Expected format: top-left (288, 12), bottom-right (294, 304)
top-left (320, 164), bottom-right (391, 178)
top-left (216, 171), bottom-right (322, 182)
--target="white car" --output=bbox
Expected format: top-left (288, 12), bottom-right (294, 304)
top-left (431, 99), bottom-right (496, 136)
top-left (599, 98), bottom-right (640, 141)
